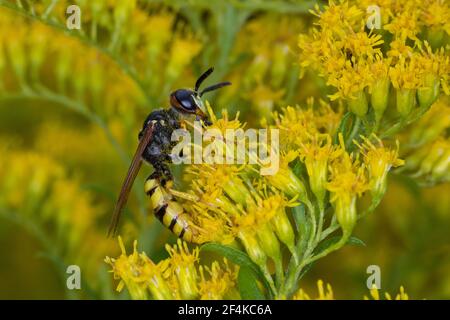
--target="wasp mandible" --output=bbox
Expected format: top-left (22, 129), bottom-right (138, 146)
top-left (108, 68), bottom-right (231, 242)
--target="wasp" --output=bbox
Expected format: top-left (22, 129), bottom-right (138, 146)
top-left (107, 67), bottom-right (231, 242)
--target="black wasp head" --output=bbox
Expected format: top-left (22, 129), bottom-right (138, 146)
top-left (169, 67), bottom-right (231, 125)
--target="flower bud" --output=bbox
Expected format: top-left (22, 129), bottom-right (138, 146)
top-left (307, 159), bottom-right (328, 210)
top-left (256, 224), bottom-right (281, 262)
top-left (224, 176), bottom-right (252, 206)
top-left (370, 78), bottom-right (390, 123)
top-left (174, 264), bottom-right (198, 299)
top-left (271, 209), bottom-right (296, 258)
top-left (122, 280), bottom-right (149, 300)
top-left (334, 195), bottom-right (357, 235)
top-left (418, 74), bottom-right (440, 110)
top-left (147, 273), bottom-right (174, 300)
top-left (266, 167), bottom-right (307, 199)
top-left (238, 230), bottom-right (267, 268)
top-left (348, 90), bottom-right (368, 117)
top-left (396, 88), bottom-right (415, 117)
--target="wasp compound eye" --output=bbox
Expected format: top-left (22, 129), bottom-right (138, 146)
top-left (173, 89), bottom-right (197, 112)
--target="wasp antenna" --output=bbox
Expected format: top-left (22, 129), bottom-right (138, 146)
top-left (199, 81), bottom-right (232, 96)
top-left (195, 67), bottom-right (214, 92)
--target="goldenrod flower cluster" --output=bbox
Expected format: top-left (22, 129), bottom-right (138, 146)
top-left (116, 100), bottom-right (403, 299)
top-left (298, 0), bottom-right (450, 131)
top-left (105, 238), bottom-right (239, 300)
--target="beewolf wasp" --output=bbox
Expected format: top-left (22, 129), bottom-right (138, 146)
top-left (108, 68), bottom-right (231, 243)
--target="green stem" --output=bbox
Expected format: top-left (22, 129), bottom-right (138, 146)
top-left (380, 103), bottom-right (434, 139)
top-left (283, 230), bottom-right (350, 297)
top-left (315, 207), bottom-right (325, 245)
top-left (305, 200), bottom-right (317, 253)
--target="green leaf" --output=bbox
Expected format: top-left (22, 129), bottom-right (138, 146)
top-left (238, 266), bottom-right (265, 300)
top-left (333, 112), bottom-right (353, 145)
top-left (292, 204), bottom-right (311, 259)
top-left (292, 204), bottom-right (306, 234)
top-left (347, 236), bottom-right (366, 247)
top-left (298, 262), bottom-right (313, 281)
top-left (201, 242), bottom-right (271, 298)
top-left (314, 235), bottom-right (366, 255)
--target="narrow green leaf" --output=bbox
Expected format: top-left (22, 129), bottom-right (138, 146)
top-left (292, 204), bottom-right (306, 234)
top-left (238, 266), bottom-right (265, 300)
top-left (314, 235), bottom-right (366, 255)
top-left (347, 236), bottom-right (366, 247)
top-left (298, 262), bottom-right (313, 281)
top-left (292, 204), bottom-right (311, 258)
top-left (333, 111), bottom-right (353, 145)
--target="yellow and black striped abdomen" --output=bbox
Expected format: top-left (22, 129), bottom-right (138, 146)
top-left (144, 178), bottom-right (198, 243)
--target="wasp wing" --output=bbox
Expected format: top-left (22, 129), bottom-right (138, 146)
top-left (107, 124), bottom-right (154, 237)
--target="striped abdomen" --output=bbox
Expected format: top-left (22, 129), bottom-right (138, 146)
top-left (144, 178), bottom-right (199, 243)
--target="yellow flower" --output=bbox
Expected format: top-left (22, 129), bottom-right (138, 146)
top-left (272, 106), bottom-right (316, 150)
top-left (327, 139), bottom-right (369, 234)
top-left (105, 237), bottom-right (173, 300)
top-left (165, 240), bottom-right (200, 299)
top-left (293, 280), bottom-right (334, 300)
top-left (106, 238), bottom-right (239, 300)
top-left (310, 1), bottom-right (363, 36)
top-left (416, 42), bottom-right (450, 108)
top-left (326, 59), bottom-right (372, 115)
top-left (198, 260), bottom-right (239, 300)
top-left (265, 151), bottom-right (307, 199)
top-left (365, 285), bottom-right (409, 300)
top-left (368, 56), bottom-right (391, 123)
top-left (355, 135), bottom-right (404, 197)
top-left (389, 56), bottom-right (422, 117)
top-left (384, 10), bottom-right (420, 41)
top-left (386, 39), bottom-right (414, 58)
top-left (299, 134), bottom-right (342, 210)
